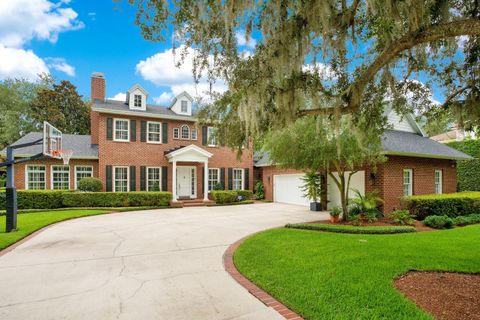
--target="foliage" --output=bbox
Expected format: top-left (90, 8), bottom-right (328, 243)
top-left (300, 171), bottom-right (322, 203)
top-left (390, 210), bottom-right (415, 226)
top-left (234, 226), bottom-right (480, 319)
top-left (213, 182), bottom-right (224, 191)
top-left (264, 115), bottom-right (385, 220)
top-left (349, 214), bottom-right (362, 226)
top-left (254, 180), bottom-right (264, 200)
top-left (0, 209), bottom-right (111, 249)
top-left (236, 190), bottom-right (254, 200)
top-left (349, 189), bottom-right (384, 222)
top-left (210, 190), bottom-right (253, 204)
top-left (127, 0), bottom-right (480, 147)
top-left (446, 139), bottom-right (480, 191)
top-left (401, 192), bottom-right (480, 220)
top-left (452, 214), bottom-right (480, 226)
top-left (77, 177), bottom-right (103, 192)
top-left (330, 206), bottom-right (341, 217)
top-left (0, 190), bottom-right (172, 209)
top-left (423, 215), bottom-right (454, 229)
top-left (286, 223), bottom-right (415, 234)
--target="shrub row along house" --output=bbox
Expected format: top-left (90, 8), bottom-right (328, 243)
top-left (1, 73), bottom-right (471, 211)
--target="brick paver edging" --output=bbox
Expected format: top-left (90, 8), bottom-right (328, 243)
top-left (223, 235), bottom-right (304, 320)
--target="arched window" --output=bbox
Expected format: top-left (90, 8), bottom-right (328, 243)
top-left (181, 125), bottom-right (190, 139)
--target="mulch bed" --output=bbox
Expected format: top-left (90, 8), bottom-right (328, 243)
top-left (313, 218), bottom-right (434, 232)
top-left (395, 271), bottom-right (480, 320)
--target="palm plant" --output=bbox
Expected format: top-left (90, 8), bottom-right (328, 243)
top-left (349, 189), bottom-right (384, 221)
top-left (300, 171), bottom-right (321, 203)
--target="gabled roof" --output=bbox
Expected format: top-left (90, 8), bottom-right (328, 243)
top-left (126, 84), bottom-right (149, 102)
top-left (169, 91), bottom-right (194, 108)
top-left (383, 106), bottom-right (426, 137)
top-left (0, 132), bottom-right (98, 159)
top-left (165, 144), bottom-right (213, 160)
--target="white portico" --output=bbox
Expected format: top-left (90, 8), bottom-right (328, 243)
top-left (165, 144), bottom-right (213, 201)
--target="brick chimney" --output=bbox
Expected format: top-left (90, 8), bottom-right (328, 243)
top-left (91, 72), bottom-right (106, 102)
top-left (90, 72), bottom-right (105, 144)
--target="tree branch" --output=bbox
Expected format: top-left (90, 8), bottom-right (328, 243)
top-left (440, 85), bottom-right (472, 109)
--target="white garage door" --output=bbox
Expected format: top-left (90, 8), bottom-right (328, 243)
top-left (274, 174), bottom-right (310, 206)
top-left (327, 171), bottom-right (365, 210)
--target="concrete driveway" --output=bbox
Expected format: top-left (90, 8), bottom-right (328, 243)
top-left (0, 203), bottom-right (327, 320)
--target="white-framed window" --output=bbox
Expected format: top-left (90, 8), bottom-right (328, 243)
top-left (25, 165), bottom-right (46, 190)
top-left (173, 128), bottom-right (179, 139)
top-left (134, 94), bottom-right (142, 108)
top-left (208, 168), bottom-right (220, 191)
top-left (435, 170), bottom-right (443, 194)
top-left (181, 124), bottom-right (190, 139)
top-left (147, 121), bottom-right (162, 143)
top-left (403, 169), bottom-right (413, 196)
top-left (75, 166), bottom-right (93, 188)
top-left (191, 128), bottom-right (198, 140)
top-left (233, 168), bottom-right (244, 190)
top-left (114, 118), bottom-right (129, 142)
top-left (51, 165), bottom-right (70, 190)
top-left (114, 166), bottom-right (129, 192)
top-left (147, 167), bottom-right (161, 191)
top-left (207, 126), bottom-right (217, 146)
top-left (181, 100), bottom-right (188, 113)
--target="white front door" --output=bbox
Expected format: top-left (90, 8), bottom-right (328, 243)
top-left (177, 166), bottom-right (196, 198)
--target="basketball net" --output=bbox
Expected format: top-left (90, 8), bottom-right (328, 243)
top-left (52, 150), bottom-right (73, 165)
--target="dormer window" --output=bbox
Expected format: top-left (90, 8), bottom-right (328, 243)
top-left (134, 94), bottom-right (142, 108)
top-left (181, 100), bottom-right (188, 113)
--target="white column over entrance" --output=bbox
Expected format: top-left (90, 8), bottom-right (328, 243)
top-left (172, 161), bottom-right (177, 201)
top-left (203, 161), bottom-right (209, 200)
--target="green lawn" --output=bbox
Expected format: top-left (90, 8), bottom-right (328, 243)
top-left (234, 226), bottom-right (480, 320)
top-left (0, 209), bottom-right (112, 250)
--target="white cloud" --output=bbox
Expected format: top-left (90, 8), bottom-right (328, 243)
top-left (0, 45), bottom-right (48, 81)
top-left (303, 63), bottom-right (336, 79)
top-left (45, 57), bottom-right (75, 76)
top-left (108, 92), bottom-right (127, 101)
top-left (153, 92), bottom-right (174, 105)
top-left (235, 30), bottom-right (256, 49)
top-left (0, 0), bottom-right (83, 48)
top-left (136, 45), bottom-right (227, 102)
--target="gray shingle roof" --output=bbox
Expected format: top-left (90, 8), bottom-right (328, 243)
top-left (253, 151), bottom-right (271, 167)
top-left (0, 132), bottom-right (98, 159)
top-left (93, 99), bottom-right (196, 121)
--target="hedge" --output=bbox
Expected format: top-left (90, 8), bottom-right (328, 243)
top-left (446, 139), bottom-right (480, 191)
top-left (210, 190), bottom-right (254, 204)
top-left (401, 192), bottom-right (480, 220)
top-left (0, 190), bottom-right (172, 209)
top-left (423, 213), bottom-right (480, 229)
top-left (285, 223), bottom-right (416, 234)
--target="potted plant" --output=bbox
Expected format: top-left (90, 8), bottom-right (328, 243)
top-left (300, 171), bottom-right (322, 211)
top-left (329, 206), bottom-right (341, 223)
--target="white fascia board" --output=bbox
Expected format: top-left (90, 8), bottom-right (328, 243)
top-left (92, 107), bottom-right (197, 122)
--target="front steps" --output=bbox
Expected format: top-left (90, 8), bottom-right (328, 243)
top-left (170, 199), bottom-right (215, 208)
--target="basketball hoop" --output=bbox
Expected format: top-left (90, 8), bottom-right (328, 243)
top-left (53, 149), bottom-right (73, 165)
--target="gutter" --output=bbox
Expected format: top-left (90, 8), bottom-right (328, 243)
top-left (92, 107), bottom-right (197, 122)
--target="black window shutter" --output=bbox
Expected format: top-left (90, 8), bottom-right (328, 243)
top-left (130, 166), bottom-right (136, 191)
top-left (220, 168), bottom-right (225, 190)
top-left (228, 168), bottom-right (233, 190)
top-left (130, 120), bottom-right (136, 141)
top-left (162, 166), bottom-right (168, 191)
top-left (106, 118), bottom-right (113, 140)
top-left (244, 168), bottom-right (250, 190)
top-left (106, 165), bottom-right (112, 191)
top-left (140, 166), bottom-right (146, 191)
top-left (140, 120), bottom-right (147, 142)
top-left (162, 123), bottom-right (168, 143)
top-left (202, 126), bottom-right (208, 145)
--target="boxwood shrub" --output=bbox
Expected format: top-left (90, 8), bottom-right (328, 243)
top-left (210, 190), bottom-right (253, 204)
top-left (0, 190), bottom-right (67, 209)
top-left (77, 177), bottom-right (103, 192)
top-left (401, 192), bottom-right (480, 220)
top-left (423, 215), bottom-right (454, 229)
top-left (285, 223), bottom-right (416, 234)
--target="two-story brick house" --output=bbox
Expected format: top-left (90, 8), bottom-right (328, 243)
top-left (4, 73), bottom-right (253, 204)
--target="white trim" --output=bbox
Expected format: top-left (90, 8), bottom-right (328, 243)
top-left (74, 165), bottom-right (94, 189)
top-left (383, 151), bottom-right (469, 161)
top-left (208, 168), bottom-right (220, 192)
top-left (113, 118), bottom-right (130, 142)
top-left (10, 154), bottom-right (98, 160)
top-left (113, 166), bottom-right (129, 192)
top-left (232, 168), bottom-right (245, 190)
top-left (166, 144), bottom-right (213, 161)
top-left (180, 124), bottom-right (190, 140)
top-left (403, 169), bottom-right (413, 196)
top-left (25, 165), bottom-right (46, 190)
top-left (146, 121), bottom-right (162, 144)
top-left (93, 107), bottom-right (197, 122)
top-left (191, 128), bottom-right (198, 140)
top-left (435, 169), bottom-right (443, 194)
top-left (207, 126), bottom-right (217, 147)
top-left (146, 166), bottom-right (162, 191)
top-left (173, 127), bottom-right (180, 139)
top-left (176, 165), bottom-right (196, 198)
top-left (50, 164), bottom-right (70, 190)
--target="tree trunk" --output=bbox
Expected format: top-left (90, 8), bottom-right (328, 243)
top-left (339, 172), bottom-right (349, 221)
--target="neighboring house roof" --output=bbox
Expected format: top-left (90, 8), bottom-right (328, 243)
top-left (92, 99), bottom-right (197, 121)
top-left (253, 151), bottom-right (272, 167)
top-left (430, 129), bottom-right (460, 143)
top-left (0, 132), bottom-right (98, 159)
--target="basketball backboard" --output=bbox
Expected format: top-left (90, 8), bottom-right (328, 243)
top-left (43, 121), bottom-right (62, 159)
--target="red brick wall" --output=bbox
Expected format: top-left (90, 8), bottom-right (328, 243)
top-left (12, 158), bottom-right (99, 190)
top-left (90, 74), bottom-right (105, 145)
top-left (258, 156), bottom-right (457, 214)
top-left (97, 113), bottom-right (253, 195)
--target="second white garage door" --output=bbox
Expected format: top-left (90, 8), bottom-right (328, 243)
top-left (273, 174), bottom-right (310, 206)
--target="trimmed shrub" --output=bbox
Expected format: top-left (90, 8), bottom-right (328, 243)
top-left (423, 215), bottom-right (454, 229)
top-left (77, 177), bottom-right (103, 192)
top-left (210, 191), bottom-right (237, 204)
top-left (401, 192), bottom-right (480, 220)
top-left (236, 190), bottom-right (254, 200)
top-left (390, 210), bottom-right (415, 225)
top-left (285, 223), bottom-right (416, 234)
top-left (452, 214), bottom-right (480, 226)
top-left (254, 180), bottom-right (264, 200)
top-left (0, 190), bottom-right (67, 209)
top-left (62, 192), bottom-right (172, 207)
top-left (446, 139), bottom-right (480, 191)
